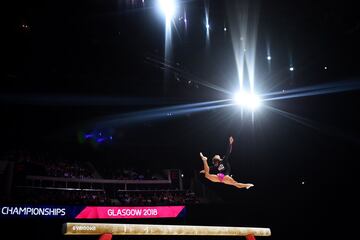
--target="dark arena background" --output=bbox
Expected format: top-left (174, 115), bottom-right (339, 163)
top-left (2, 0), bottom-right (360, 240)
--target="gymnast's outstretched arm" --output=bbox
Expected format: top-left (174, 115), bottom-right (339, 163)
top-left (222, 136), bottom-right (233, 164)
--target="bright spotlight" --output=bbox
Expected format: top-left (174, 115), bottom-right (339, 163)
top-left (158, 0), bottom-right (176, 19)
top-left (267, 56), bottom-right (271, 60)
top-left (233, 91), bottom-right (261, 110)
top-left (289, 67), bottom-right (294, 71)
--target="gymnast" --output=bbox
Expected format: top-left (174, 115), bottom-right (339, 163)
top-left (200, 136), bottom-right (254, 189)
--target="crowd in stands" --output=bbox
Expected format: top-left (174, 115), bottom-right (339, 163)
top-left (14, 188), bottom-right (108, 205)
top-left (42, 161), bottom-right (95, 179)
top-left (5, 149), bottom-right (95, 179)
top-left (2, 149), bottom-right (201, 205)
top-left (5, 149), bottom-right (168, 181)
top-left (12, 188), bottom-right (199, 205)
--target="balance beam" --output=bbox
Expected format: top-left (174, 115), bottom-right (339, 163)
top-left (63, 223), bottom-right (271, 240)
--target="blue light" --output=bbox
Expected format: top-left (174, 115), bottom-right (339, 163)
top-left (85, 134), bottom-right (93, 139)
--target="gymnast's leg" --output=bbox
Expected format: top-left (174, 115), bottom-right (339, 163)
top-left (222, 175), bottom-right (254, 189)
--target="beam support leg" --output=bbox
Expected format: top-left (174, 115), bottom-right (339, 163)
top-left (246, 234), bottom-right (256, 240)
top-left (99, 233), bottom-right (112, 240)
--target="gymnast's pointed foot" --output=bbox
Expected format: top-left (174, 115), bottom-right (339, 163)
top-left (246, 184), bottom-right (254, 189)
top-left (235, 183), bottom-right (254, 189)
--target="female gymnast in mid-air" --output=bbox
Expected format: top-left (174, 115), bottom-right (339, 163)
top-left (200, 136), bottom-right (254, 189)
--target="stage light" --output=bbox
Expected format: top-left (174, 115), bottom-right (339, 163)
top-left (267, 56), bottom-right (271, 60)
top-left (233, 91), bottom-right (261, 110)
top-left (206, 23), bottom-right (210, 30)
top-left (224, 27), bottom-right (227, 31)
top-left (289, 67), bottom-right (294, 71)
top-left (158, 0), bottom-right (176, 19)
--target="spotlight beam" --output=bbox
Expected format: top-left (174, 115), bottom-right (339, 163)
top-left (228, 1), bottom-right (260, 96)
top-left (262, 81), bottom-right (360, 101)
top-left (90, 100), bottom-right (232, 128)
